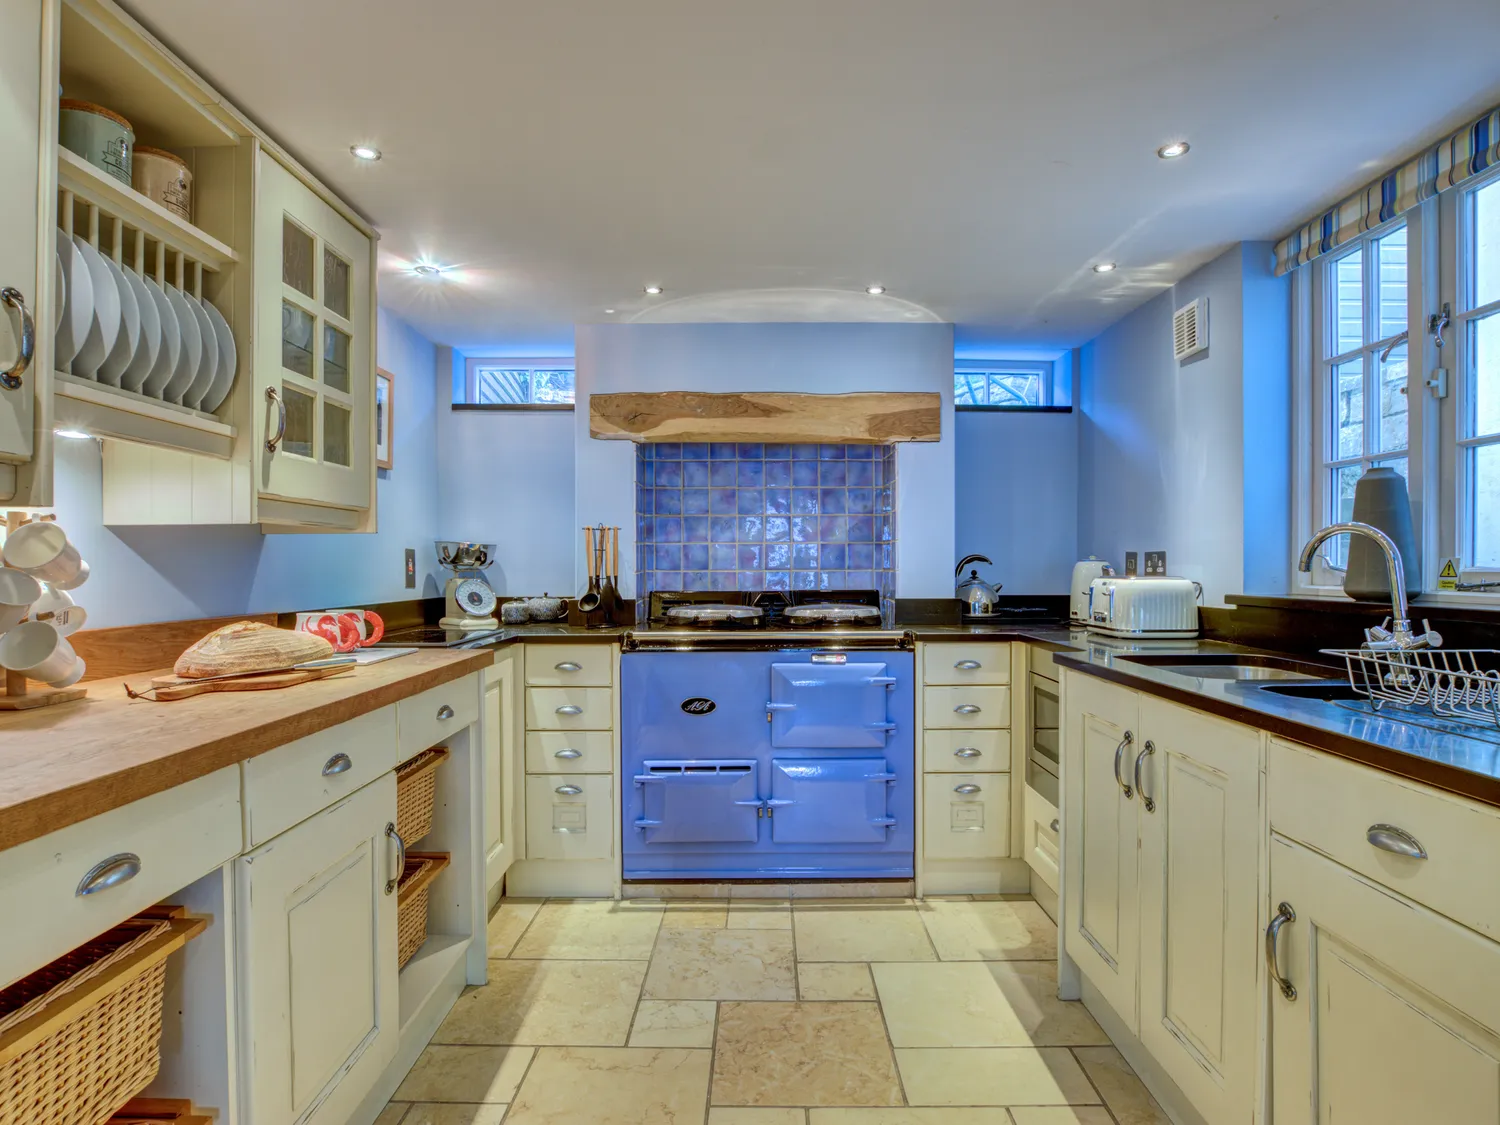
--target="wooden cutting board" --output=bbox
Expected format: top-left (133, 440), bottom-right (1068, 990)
top-left (146, 662), bottom-right (354, 701)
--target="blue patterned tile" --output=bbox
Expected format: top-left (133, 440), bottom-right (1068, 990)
top-left (765, 488), bottom-right (790, 514)
top-left (711, 571), bottom-right (738, 591)
top-left (656, 571), bottom-right (683, 590)
top-left (847, 488), bottom-right (874, 514)
top-left (656, 443), bottom-right (682, 459)
top-left (818, 516), bottom-right (848, 541)
top-left (655, 516), bottom-right (683, 542)
top-left (682, 442), bottom-right (709, 459)
top-left (792, 461), bottom-right (820, 487)
top-left (684, 516), bottom-right (710, 542)
top-left (766, 542), bottom-right (792, 568)
top-left (819, 461), bottom-right (847, 487)
top-left (765, 516), bottom-right (790, 542)
top-left (711, 516), bottom-right (738, 541)
top-left (791, 488), bottom-right (819, 514)
top-left (849, 543), bottom-right (876, 569)
top-left (819, 444), bottom-right (847, 460)
top-left (737, 489), bottom-right (764, 515)
top-left (793, 543), bottom-right (819, 569)
top-left (683, 543), bottom-right (710, 570)
top-left (739, 515), bottom-right (763, 540)
top-left (738, 571), bottom-right (763, 590)
top-left (791, 516), bottom-right (818, 542)
top-left (765, 460), bottom-right (792, 486)
top-left (710, 544), bottom-right (738, 570)
top-left (820, 543), bottom-right (847, 569)
top-left (655, 461), bottom-right (682, 487)
top-left (738, 544), bottom-right (762, 569)
top-left (683, 489), bottom-right (711, 515)
top-left (792, 444), bottom-right (820, 460)
top-left (819, 488), bottom-right (847, 514)
top-left (792, 569), bottom-right (817, 589)
top-left (654, 545), bottom-right (682, 570)
top-left (765, 570), bottom-right (791, 591)
top-left (848, 516), bottom-right (876, 542)
top-left (710, 442), bottom-right (737, 460)
top-left (765, 444), bottom-right (792, 459)
top-left (638, 516), bottom-right (653, 542)
top-left (847, 445), bottom-right (874, 460)
top-left (710, 488), bottom-right (739, 514)
top-left (847, 570), bottom-right (874, 587)
top-left (683, 460), bottom-right (710, 488)
top-left (736, 444), bottom-right (764, 459)
top-left (638, 444), bottom-right (655, 461)
top-left (640, 461), bottom-right (655, 487)
top-left (637, 486), bottom-right (651, 515)
top-left (655, 489), bottom-right (683, 515)
top-left (818, 571), bottom-right (847, 589)
top-left (710, 461), bottom-right (738, 487)
top-left (737, 461), bottom-right (764, 487)
top-left (685, 570), bottom-right (711, 591)
top-left (846, 460), bottom-right (875, 487)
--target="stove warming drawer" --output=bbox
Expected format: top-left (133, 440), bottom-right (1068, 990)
top-left (621, 648), bottom-right (915, 881)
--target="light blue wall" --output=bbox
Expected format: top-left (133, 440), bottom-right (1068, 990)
top-left (50, 308), bottom-right (442, 628)
top-left (1077, 242), bottom-right (1289, 606)
top-left (573, 323), bottom-right (957, 598)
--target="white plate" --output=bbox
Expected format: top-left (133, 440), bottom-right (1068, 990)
top-left (69, 236), bottom-right (120, 380)
top-left (54, 253), bottom-right (64, 335)
top-left (198, 297), bottom-right (237, 413)
top-left (162, 284), bottom-right (200, 404)
top-left (53, 232), bottom-right (92, 370)
top-left (139, 276), bottom-right (178, 399)
top-left (181, 291), bottom-right (218, 409)
top-left (118, 266), bottom-right (161, 393)
top-left (96, 252), bottom-right (141, 387)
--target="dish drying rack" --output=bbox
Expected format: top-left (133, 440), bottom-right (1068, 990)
top-left (1325, 647), bottom-right (1500, 731)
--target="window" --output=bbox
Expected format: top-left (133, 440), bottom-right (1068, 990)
top-left (1460, 176), bottom-right (1500, 568)
top-left (460, 357), bottom-right (575, 408)
top-left (954, 359), bottom-right (1065, 409)
top-left (1317, 224), bottom-right (1410, 567)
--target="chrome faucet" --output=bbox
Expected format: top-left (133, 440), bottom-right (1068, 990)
top-left (1297, 522), bottom-right (1440, 651)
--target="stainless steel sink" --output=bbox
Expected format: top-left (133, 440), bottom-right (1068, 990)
top-left (1117, 653), bottom-right (1338, 682)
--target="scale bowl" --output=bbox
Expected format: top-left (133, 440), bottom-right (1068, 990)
top-left (436, 540), bottom-right (497, 570)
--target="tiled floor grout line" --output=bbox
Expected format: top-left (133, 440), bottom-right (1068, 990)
top-left (1069, 1045), bottom-right (1125, 1124)
top-left (867, 958), bottom-right (912, 1109)
top-left (704, 999), bottom-right (722, 1125)
top-left (497, 1041), bottom-right (544, 1125)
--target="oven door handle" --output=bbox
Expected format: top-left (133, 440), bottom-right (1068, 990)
top-left (869, 816), bottom-right (897, 828)
top-left (865, 771), bottom-right (898, 783)
top-left (633, 817), bottom-right (664, 829)
top-left (765, 701), bottom-right (796, 712)
top-left (763, 798), bottom-right (795, 808)
top-left (732, 798), bottom-right (767, 807)
top-left (865, 676), bottom-right (898, 687)
top-left (633, 773), bottom-right (666, 785)
top-left (865, 721), bottom-right (897, 733)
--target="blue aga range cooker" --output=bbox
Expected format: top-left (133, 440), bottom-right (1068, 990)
top-left (621, 592), bottom-right (914, 881)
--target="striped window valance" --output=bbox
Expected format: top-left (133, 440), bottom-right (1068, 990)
top-left (1273, 104), bottom-right (1500, 276)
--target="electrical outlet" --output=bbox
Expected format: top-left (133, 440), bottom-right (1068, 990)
top-left (1124, 552), bottom-right (1138, 577)
top-left (404, 548), bottom-right (416, 588)
top-left (1145, 550), bottom-right (1167, 576)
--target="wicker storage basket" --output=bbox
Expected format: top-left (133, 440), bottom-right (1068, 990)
top-left (0, 908), bottom-right (207, 1125)
top-left (395, 745), bottom-right (450, 844)
top-left (396, 852), bottom-right (451, 969)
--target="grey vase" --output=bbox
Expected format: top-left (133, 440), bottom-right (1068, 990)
top-left (1344, 466), bottom-right (1420, 600)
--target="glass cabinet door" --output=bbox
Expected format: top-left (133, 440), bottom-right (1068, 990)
top-left (255, 152), bottom-right (371, 511)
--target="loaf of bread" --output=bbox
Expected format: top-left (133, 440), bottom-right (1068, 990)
top-left (174, 621), bottom-right (334, 679)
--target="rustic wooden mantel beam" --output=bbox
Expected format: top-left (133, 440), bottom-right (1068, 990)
top-left (589, 391), bottom-right (941, 444)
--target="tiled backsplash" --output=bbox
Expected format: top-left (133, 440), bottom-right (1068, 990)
top-left (636, 443), bottom-right (897, 595)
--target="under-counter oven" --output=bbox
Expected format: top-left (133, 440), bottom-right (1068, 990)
top-left (1027, 657), bottom-right (1060, 806)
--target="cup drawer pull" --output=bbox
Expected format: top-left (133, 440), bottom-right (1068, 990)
top-left (954, 704), bottom-right (982, 715)
top-left (436, 704), bottom-right (455, 720)
top-left (953, 747), bottom-right (981, 758)
top-left (556, 705), bottom-right (584, 716)
top-left (954, 783), bottom-right (982, 795)
top-left (555, 661), bottom-right (583, 672)
top-left (954, 659), bottom-right (982, 670)
top-left (322, 752), bottom-right (353, 776)
top-left (76, 853), bottom-right (142, 897)
top-left (555, 748), bottom-right (583, 759)
top-left (556, 784), bottom-right (583, 796)
top-left (1367, 823), bottom-right (1427, 860)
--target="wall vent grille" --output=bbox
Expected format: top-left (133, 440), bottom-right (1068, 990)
top-left (1173, 298), bottom-right (1208, 362)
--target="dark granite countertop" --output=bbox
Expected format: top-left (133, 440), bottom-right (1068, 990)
top-left (1054, 639), bottom-right (1500, 808)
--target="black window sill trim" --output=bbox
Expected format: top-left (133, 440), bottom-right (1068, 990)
top-left (955, 404), bottom-right (1073, 414)
top-left (452, 402), bottom-right (575, 412)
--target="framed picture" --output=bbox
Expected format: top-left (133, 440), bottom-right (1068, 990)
top-left (375, 368), bottom-right (394, 469)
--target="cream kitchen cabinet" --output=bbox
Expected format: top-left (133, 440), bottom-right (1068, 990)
top-left (483, 648), bottom-right (522, 901)
top-left (1268, 834), bottom-right (1500, 1125)
top-left (236, 773), bottom-right (399, 1125)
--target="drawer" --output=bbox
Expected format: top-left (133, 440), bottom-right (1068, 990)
top-left (0, 766), bottom-right (241, 989)
top-left (1268, 738), bottom-right (1500, 941)
top-left (1023, 783), bottom-right (1060, 893)
top-left (922, 728), bottom-right (1011, 773)
top-left (398, 674), bottom-right (481, 759)
top-left (923, 685), bottom-right (1011, 729)
top-left (1028, 645), bottom-right (1061, 679)
top-left (525, 644), bottom-right (614, 687)
top-left (526, 774), bottom-right (613, 860)
top-left (243, 705), bottom-right (397, 847)
top-left (923, 772), bottom-right (1010, 860)
top-left (526, 686), bottom-right (614, 731)
top-left (525, 729), bottom-right (614, 774)
top-left (924, 643), bottom-right (1012, 686)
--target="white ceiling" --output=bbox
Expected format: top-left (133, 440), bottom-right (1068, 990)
top-left (128, 0), bottom-right (1500, 353)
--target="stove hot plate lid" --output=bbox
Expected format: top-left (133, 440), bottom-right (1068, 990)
top-left (785, 602), bottom-right (883, 623)
top-left (664, 603), bottom-right (763, 624)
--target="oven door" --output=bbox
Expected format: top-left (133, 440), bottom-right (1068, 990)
top-left (1030, 672), bottom-right (1060, 772)
top-left (633, 760), bottom-right (761, 844)
top-left (768, 661), bottom-right (897, 748)
top-left (767, 757), bottom-right (897, 845)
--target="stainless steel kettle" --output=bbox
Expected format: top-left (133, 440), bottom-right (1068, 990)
top-left (955, 554), bottom-right (1002, 618)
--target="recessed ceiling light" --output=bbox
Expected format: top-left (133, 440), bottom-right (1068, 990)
top-left (53, 428), bottom-right (91, 439)
top-left (1093, 262), bottom-right (1117, 274)
top-left (866, 285), bottom-right (886, 295)
top-left (604, 308), bottom-right (616, 314)
top-left (350, 145), bottom-right (382, 161)
top-left (413, 263), bottom-right (446, 277)
top-left (643, 285), bottom-right (663, 295)
top-left (1156, 141), bottom-right (1190, 159)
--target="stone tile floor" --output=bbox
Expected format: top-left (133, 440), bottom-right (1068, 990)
top-left (376, 896), bottom-right (1170, 1125)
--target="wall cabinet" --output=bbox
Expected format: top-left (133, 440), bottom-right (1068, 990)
top-left (236, 774), bottom-right (398, 1125)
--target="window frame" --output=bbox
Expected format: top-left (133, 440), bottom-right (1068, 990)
top-left (459, 356), bottom-right (576, 410)
top-left (953, 358), bottom-right (1068, 412)
top-left (1452, 167), bottom-right (1500, 580)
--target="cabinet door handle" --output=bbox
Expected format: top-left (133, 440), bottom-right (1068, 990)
top-left (1133, 740), bottom-right (1157, 813)
top-left (555, 661), bottom-right (583, 672)
top-left (1112, 730), bottom-right (1135, 798)
top-left (954, 659), bottom-right (982, 670)
top-left (954, 783), bottom-right (982, 795)
top-left (555, 748), bottom-right (583, 759)
top-left (385, 822), bottom-right (406, 895)
top-left (953, 704), bottom-right (982, 715)
top-left (264, 386), bottom-right (286, 452)
top-left (1366, 823), bottom-right (1427, 860)
top-left (76, 852), bottom-right (141, 897)
top-left (1050, 818), bottom-right (1060, 833)
top-left (436, 704), bottom-right (455, 720)
top-left (1266, 901), bottom-right (1297, 1000)
top-left (0, 287), bottom-right (34, 391)
top-left (322, 752), bottom-right (353, 777)
top-left (556, 704), bottom-right (583, 716)
top-left (556, 784), bottom-right (583, 795)
top-left (953, 747), bottom-right (981, 759)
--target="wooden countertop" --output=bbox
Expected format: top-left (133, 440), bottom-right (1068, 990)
top-left (0, 649), bottom-right (492, 853)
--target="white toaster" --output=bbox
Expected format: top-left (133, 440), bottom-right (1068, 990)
top-left (1087, 577), bottom-right (1201, 638)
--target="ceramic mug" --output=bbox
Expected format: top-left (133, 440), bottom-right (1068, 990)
top-left (31, 584), bottom-right (86, 637)
top-left (2, 521), bottom-right (89, 591)
top-left (0, 568), bottom-right (42, 635)
top-left (295, 609), bottom-right (384, 653)
top-left (0, 620), bottom-right (86, 687)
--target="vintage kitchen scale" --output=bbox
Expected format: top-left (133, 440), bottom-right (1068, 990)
top-left (436, 540), bottom-right (500, 630)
